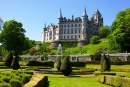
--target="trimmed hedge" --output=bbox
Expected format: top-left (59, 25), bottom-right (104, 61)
top-left (23, 74), bottom-right (48, 87)
top-left (0, 83), bottom-right (10, 87)
top-left (26, 61), bottom-right (54, 68)
top-left (94, 71), bottom-right (116, 76)
top-left (70, 61), bottom-right (86, 67)
top-left (97, 75), bottom-right (130, 87)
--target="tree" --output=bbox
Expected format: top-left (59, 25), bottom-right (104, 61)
top-left (60, 56), bottom-right (72, 76)
top-left (11, 56), bottom-right (20, 70)
top-left (99, 26), bottom-right (110, 38)
top-left (109, 8), bottom-right (130, 52)
top-left (90, 36), bottom-right (100, 44)
top-left (0, 20), bottom-right (26, 56)
top-left (4, 51), bottom-right (13, 67)
top-left (29, 47), bottom-right (37, 55)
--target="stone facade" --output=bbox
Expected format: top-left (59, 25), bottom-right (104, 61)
top-left (42, 7), bottom-right (103, 47)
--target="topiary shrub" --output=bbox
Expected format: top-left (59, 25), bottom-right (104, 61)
top-left (22, 74), bottom-right (32, 84)
top-left (10, 79), bottom-right (22, 87)
top-left (56, 59), bottom-right (61, 71)
top-left (101, 54), bottom-right (111, 71)
top-left (94, 52), bottom-right (102, 61)
top-left (11, 56), bottom-right (20, 70)
top-left (0, 83), bottom-right (11, 87)
top-left (2, 76), bottom-right (11, 83)
top-left (5, 51), bottom-right (13, 67)
top-left (60, 56), bottom-right (72, 76)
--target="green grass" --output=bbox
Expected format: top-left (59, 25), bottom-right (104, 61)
top-left (45, 74), bottom-right (111, 87)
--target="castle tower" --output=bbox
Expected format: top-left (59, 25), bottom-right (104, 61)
top-left (42, 22), bottom-right (46, 42)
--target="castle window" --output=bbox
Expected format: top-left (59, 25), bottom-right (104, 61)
top-left (79, 24), bottom-right (80, 26)
top-left (79, 35), bottom-right (80, 38)
top-left (71, 24), bottom-right (73, 27)
top-left (68, 24), bottom-right (69, 27)
top-left (68, 36), bottom-right (69, 39)
top-left (67, 29), bottom-right (70, 34)
top-left (64, 25), bottom-right (66, 27)
top-left (71, 28), bottom-right (73, 34)
top-left (64, 36), bottom-right (65, 39)
top-left (79, 28), bottom-right (80, 33)
top-left (75, 24), bottom-right (77, 27)
top-left (75, 35), bottom-right (76, 38)
top-left (64, 29), bottom-right (66, 34)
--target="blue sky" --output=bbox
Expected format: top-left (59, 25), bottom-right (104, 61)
top-left (0, 0), bottom-right (129, 41)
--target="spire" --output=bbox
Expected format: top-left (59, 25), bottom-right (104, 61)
top-left (58, 8), bottom-right (62, 18)
top-left (44, 22), bottom-right (46, 28)
top-left (95, 8), bottom-right (101, 15)
top-left (82, 6), bottom-right (87, 16)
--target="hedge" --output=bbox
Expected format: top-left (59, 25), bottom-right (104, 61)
top-left (26, 61), bottom-right (54, 68)
top-left (94, 71), bottom-right (116, 76)
top-left (23, 74), bottom-right (48, 87)
top-left (70, 61), bottom-right (86, 67)
top-left (97, 75), bottom-right (130, 87)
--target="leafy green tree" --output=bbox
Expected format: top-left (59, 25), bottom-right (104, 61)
top-left (0, 20), bottom-right (26, 56)
top-left (109, 8), bottom-right (130, 52)
top-left (90, 36), bottom-right (100, 44)
top-left (99, 26), bottom-right (110, 38)
top-left (5, 51), bottom-right (13, 67)
top-left (60, 56), bottom-right (72, 76)
top-left (11, 56), bottom-right (20, 70)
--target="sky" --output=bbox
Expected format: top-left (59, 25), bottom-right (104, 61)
top-left (0, 0), bottom-right (130, 41)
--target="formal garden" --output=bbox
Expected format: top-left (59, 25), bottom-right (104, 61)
top-left (0, 6), bottom-right (130, 87)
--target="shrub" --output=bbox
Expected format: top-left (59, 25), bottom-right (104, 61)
top-left (90, 36), bottom-right (100, 44)
top-left (10, 79), bottom-right (22, 87)
top-left (29, 48), bottom-right (37, 55)
top-left (5, 51), bottom-right (13, 67)
top-left (60, 56), bottom-right (72, 76)
top-left (94, 71), bottom-right (116, 76)
top-left (22, 74), bottom-right (32, 84)
top-left (0, 83), bottom-right (10, 87)
top-left (11, 56), bottom-right (20, 70)
top-left (97, 75), bottom-right (105, 83)
top-left (56, 59), bottom-right (61, 71)
top-left (2, 76), bottom-right (11, 83)
top-left (101, 54), bottom-right (111, 71)
top-left (70, 61), bottom-right (86, 67)
top-left (26, 60), bottom-right (54, 68)
top-left (94, 52), bottom-right (102, 61)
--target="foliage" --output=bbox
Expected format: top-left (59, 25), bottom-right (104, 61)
top-left (10, 79), bottom-right (22, 87)
top-left (0, 20), bottom-right (26, 56)
top-left (56, 58), bottom-right (61, 71)
top-left (101, 54), bottom-right (111, 71)
top-left (26, 60), bottom-right (54, 68)
top-left (22, 74), bottom-right (32, 84)
top-left (90, 36), bottom-right (100, 44)
top-left (11, 56), bottom-right (20, 70)
top-left (60, 56), bottom-right (72, 76)
top-left (94, 71), bottom-right (116, 76)
top-left (0, 83), bottom-right (10, 87)
top-left (99, 26), bottom-right (110, 38)
top-left (94, 52), bottom-right (102, 61)
top-left (109, 8), bottom-right (130, 52)
top-left (4, 51), bottom-right (13, 67)
top-left (29, 47), bottom-right (37, 55)
top-left (70, 61), bottom-right (86, 67)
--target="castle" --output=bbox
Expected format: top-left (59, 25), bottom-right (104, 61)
top-left (42, 7), bottom-right (103, 48)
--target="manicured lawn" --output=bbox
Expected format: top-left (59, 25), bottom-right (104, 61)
top-left (45, 74), bottom-right (111, 87)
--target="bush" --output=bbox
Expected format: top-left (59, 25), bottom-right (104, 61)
top-left (29, 48), bottom-right (37, 55)
top-left (60, 56), bottom-right (72, 76)
top-left (22, 74), bottom-right (32, 84)
top-left (26, 61), bottom-right (54, 68)
top-left (94, 71), bottom-right (116, 76)
top-left (56, 59), bottom-right (61, 71)
top-left (10, 79), bottom-right (22, 87)
top-left (0, 83), bottom-right (10, 87)
top-left (94, 52), bottom-right (102, 61)
top-left (101, 54), bottom-right (111, 71)
top-left (2, 76), bottom-right (11, 83)
top-left (70, 61), bottom-right (86, 67)
top-left (90, 36), bottom-right (100, 44)
top-left (11, 56), bottom-right (20, 70)
top-left (5, 51), bottom-right (13, 67)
